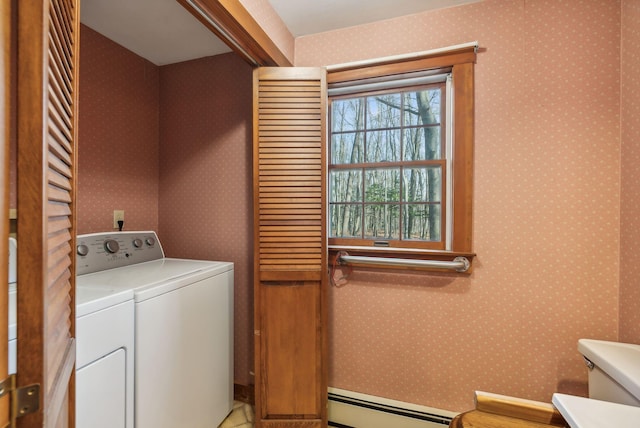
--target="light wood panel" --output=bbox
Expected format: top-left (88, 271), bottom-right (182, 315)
top-left (260, 283), bottom-right (321, 416)
top-left (451, 391), bottom-right (567, 427)
top-left (17, 0), bottom-right (78, 426)
top-left (253, 67), bottom-right (327, 428)
top-left (474, 392), bottom-right (566, 426)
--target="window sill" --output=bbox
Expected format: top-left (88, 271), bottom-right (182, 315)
top-left (329, 245), bottom-right (476, 274)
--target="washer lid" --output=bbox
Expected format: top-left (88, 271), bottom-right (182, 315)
top-left (553, 393), bottom-right (640, 428)
top-left (578, 339), bottom-right (640, 401)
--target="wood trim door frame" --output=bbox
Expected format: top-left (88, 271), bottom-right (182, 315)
top-left (176, 0), bottom-right (291, 67)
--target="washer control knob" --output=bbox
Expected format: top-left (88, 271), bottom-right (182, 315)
top-left (132, 238), bottom-right (143, 248)
top-left (104, 239), bottom-right (120, 254)
top-left (145, 237), bottom-right (155, 247)
top-left (77, 244), bottom-right (89, 257)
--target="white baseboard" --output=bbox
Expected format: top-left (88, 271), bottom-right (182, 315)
top-left (328, 387), bottom-right (459, 428)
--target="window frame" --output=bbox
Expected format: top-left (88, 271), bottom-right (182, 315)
top-left (327, 46), bottom-right (476, 272)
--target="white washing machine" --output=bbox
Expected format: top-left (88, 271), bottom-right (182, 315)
top-left (8, 237), bottom-right (135, 428)
top-left (76, 231), bottom-right (234, 428)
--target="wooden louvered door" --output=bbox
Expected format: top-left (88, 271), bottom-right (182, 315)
top-left (16, 0), bottom-right (79, 426)
top-left (253, 67), bottom-right (327, 428)
top-left (1, 1), bottom-right (11, 426)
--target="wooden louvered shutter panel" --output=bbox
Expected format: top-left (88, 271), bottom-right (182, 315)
top-left (253, 67), bottom-right (327, 428)
top-left (17, 0), bottom-right (78, 426)
top-left (1, 1), bottom-right (11, 426)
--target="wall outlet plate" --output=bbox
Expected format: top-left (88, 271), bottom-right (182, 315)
top-left (113, 210), bottom-right (124, 229)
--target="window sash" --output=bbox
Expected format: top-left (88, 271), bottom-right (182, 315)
top-left (329, 82), bottom-right (449, 250)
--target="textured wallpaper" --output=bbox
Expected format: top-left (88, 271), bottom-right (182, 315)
top-left (297, 0), bottom-right (626, 412)
top-left (78, 25), bottom-right (160, 234)
top-left (620, 0), bottom-right (640, 342)
top-left (76, 0), bottom-right (639, 414)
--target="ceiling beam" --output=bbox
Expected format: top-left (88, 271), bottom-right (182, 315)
top-left (177, 0), bottom-right (292, 67)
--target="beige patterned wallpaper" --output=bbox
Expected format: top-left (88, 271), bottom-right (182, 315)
top-left (76, 0), bottom-right (639, 414)
top-left (620, 0), bottom-right (640, 342)
top-left (78, 25), bottom-right (160, 234)
top-left (296, 0), bottom-right (630, 412)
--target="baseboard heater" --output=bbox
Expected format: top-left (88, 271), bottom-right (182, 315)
top-left (328, 387), bottom-right (459, 428)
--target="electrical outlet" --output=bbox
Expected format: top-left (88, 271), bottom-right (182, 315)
top-left (113, 210), bottom-right (124, 229)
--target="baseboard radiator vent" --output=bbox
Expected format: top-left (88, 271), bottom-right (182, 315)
top-left (328, 387), bottom-right (459, 428)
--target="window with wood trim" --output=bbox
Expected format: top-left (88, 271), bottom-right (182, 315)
top-left (327, 46), bottom-right (475, 265)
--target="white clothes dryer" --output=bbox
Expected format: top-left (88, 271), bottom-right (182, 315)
top-left (76, 231), bottom-right (234, 428)
top-left (75, 286), bottom-right (134, 428)
top-left (8, 237), bottom-right (135, 428)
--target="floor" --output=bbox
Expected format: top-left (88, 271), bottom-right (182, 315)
top-left (219, 401), bottom-right (255, 428)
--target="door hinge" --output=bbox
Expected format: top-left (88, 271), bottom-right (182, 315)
top-left (0, 374), bottom-right (40, 427)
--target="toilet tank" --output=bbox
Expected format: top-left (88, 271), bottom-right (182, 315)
top-left (578, 339), bottom-right (640, 407)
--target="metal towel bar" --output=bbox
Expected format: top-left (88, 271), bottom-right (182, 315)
top-left (337, 254), bottom-right (470, 273)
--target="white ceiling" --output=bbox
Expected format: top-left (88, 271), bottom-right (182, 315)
top-left (269, 0), bottom-right (481, 37)
top-left (80, 0), bottom-right (481, 66)
top-left (80, 0), bottom-right (230, 66)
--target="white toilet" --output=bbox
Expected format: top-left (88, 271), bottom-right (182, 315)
top-left (578, 339), bottom-right (640, 406)
top-left (552, 339), bottom-right (640, 428)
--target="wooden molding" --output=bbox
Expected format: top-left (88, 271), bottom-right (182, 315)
top-left (176, 0), bottom-right (291, 67)
top-left (327, 49), bottom-right (476, 84)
